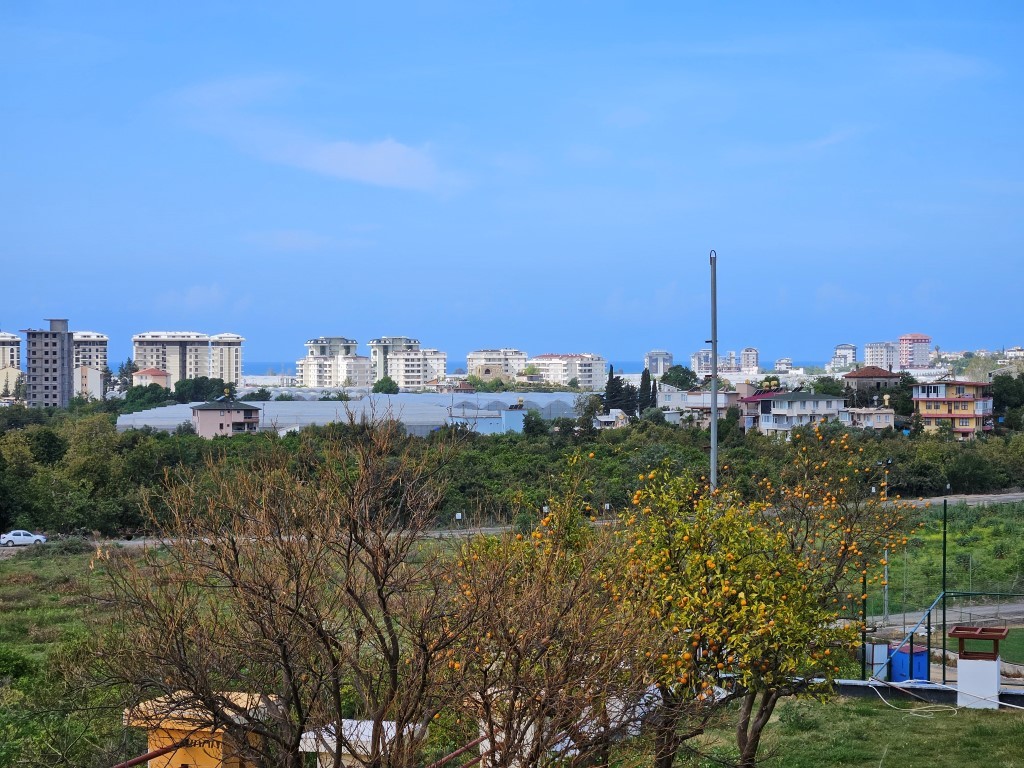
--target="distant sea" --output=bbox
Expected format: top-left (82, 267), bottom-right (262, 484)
top-left (245, 361), bottom-right (297, 376)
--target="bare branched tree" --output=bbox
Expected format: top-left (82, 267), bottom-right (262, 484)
top-left (92, 420), bottom-right (472, 768)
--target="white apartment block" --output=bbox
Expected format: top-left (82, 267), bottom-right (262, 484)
top-left (525, 353), bottom-right (608, 390)
top-left (132, 332), bottom-right (211, 390)
top-left (368, 336), bottom-right (420, 382)
top-left (644, 350), bottom-right (673, 377)
top-left (22, 319), bottom-right (75, 408)
top-left (864, 341), bottom-right (898, 371)
top-left (72, 331), bottom-right (109, 371)
top-left (338, 355), bottom-right (372, 387)
top-left (740, 347), bottom-right (760, 374)
top-left (386, 348), bottom-right (447, 390)
top-left (0, 331), bottom-right (20, 371)
top-left (899, 333), bottom-right (931, 369)
top-left (467, 348), bottom-right (528, 380)
top-left (691, 349), bottom-right (713, 378)
top-left (210, 333), bottom-right (244, 385)
top-left (295, 336), bottom-right (371, 388)
top-left (829, 343), bottom-right (857, 371)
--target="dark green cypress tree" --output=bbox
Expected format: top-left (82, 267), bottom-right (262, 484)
top-left (638, 368), bottom-right (652, 413)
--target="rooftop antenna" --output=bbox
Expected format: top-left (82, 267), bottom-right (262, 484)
top-left (708, 249), bottom-right (718, 491)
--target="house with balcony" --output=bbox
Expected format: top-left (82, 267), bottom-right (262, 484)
top-left (912, 379), bottom-right (993, 439)
top-left (838, 406), bottom-right (897, 431)
top-left (743, 391), bottom-right (847, 437)
top-left (190, 399), bottom-right (261, 438)
top-left (658, 382), bottom-right (756, 428)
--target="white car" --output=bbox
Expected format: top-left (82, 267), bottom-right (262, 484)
top-left (1, 530), bottom-right (47, 547)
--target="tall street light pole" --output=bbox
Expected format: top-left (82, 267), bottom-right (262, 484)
top-left (709, 250), bottom-right (718, 491)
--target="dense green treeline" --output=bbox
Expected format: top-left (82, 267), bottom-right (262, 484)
top-left (3, 403), bottom-right (1024, 534)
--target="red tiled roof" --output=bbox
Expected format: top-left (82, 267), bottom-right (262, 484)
top-left (843, 366), bottom-right (900, 379)
top-left (134, 368), bottom-right (169, 376)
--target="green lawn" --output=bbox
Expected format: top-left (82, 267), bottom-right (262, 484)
top-left (671, 696), bottom-right (1024, 768)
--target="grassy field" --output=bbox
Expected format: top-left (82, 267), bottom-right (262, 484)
top-left (671, 696), bottom-right (1024, 768)
top-left (0, 540), bottom-right (100, 661)
top-left (3, 544), bottom-right (1024, 766)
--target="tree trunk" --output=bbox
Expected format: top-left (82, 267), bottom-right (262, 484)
top-left (736, 690), bottom-right (780, 768)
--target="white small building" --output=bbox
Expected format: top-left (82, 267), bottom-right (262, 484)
top-left (301, 720), bottom-right (426, 768)
top-left (74, 366), bottom-right (105, 400)
top-left (133, 367), bottom-right (171, 388)
top-left (838, 406), bottom-right (896, 431)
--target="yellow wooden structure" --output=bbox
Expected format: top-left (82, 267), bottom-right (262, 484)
top-left (124, 692), bottom-right (275, 768)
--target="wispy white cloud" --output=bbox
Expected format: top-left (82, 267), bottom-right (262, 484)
top-left (172, 76), bottom-right (460, 192)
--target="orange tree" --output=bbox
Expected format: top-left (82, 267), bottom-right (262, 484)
top-left (617, 468), bottom-right (861, 768)
top-left (756, 423), bottom-right (921, 611)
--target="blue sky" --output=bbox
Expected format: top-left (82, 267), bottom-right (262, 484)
top-left (2, 2), bottom-right (1022, 368)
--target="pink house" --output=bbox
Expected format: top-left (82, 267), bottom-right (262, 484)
top-left (190, 400), bottom-right (261, 438)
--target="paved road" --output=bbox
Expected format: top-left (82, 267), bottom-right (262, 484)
top-left (912, 490), bottom-right (1024, 507)
top-left (5, 489), bottom-right (1022, 560)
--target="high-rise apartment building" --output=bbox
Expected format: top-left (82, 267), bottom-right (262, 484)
top-left (22, 319), bottom-right (75, 408)
top-left (899, 333), bottom-right (932, 369)
top-left (864, 341), bottom-right (898, 371)
top-left (740, 347), bottom-right (760, 374)
top-left (525, 353), bottom-right (608, 390)
top-left (368, 336), bottom-right (420, 382)
top-left (210, 333), bottom-right (244, 385)
top-left (829, 343), bottom-right (857, 370)
top-left (0, 331), bottom-right (20, 370)
top-left (71, 331), bottom-right (109, 399)
top-left (132, 332), bottom-right (212, 390)
top-left (386, 348), bottom-right (447, 390)
top-left (72, 331), bottom-right (108, 371)
top-left (644, 350), bottom-right (673, 377)
top-left (690, 349), bottom-right (714, 378)
top-left (295, 336), bottom-right (371, 388)
top-left (467, 349), bottom-right (529, 380)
